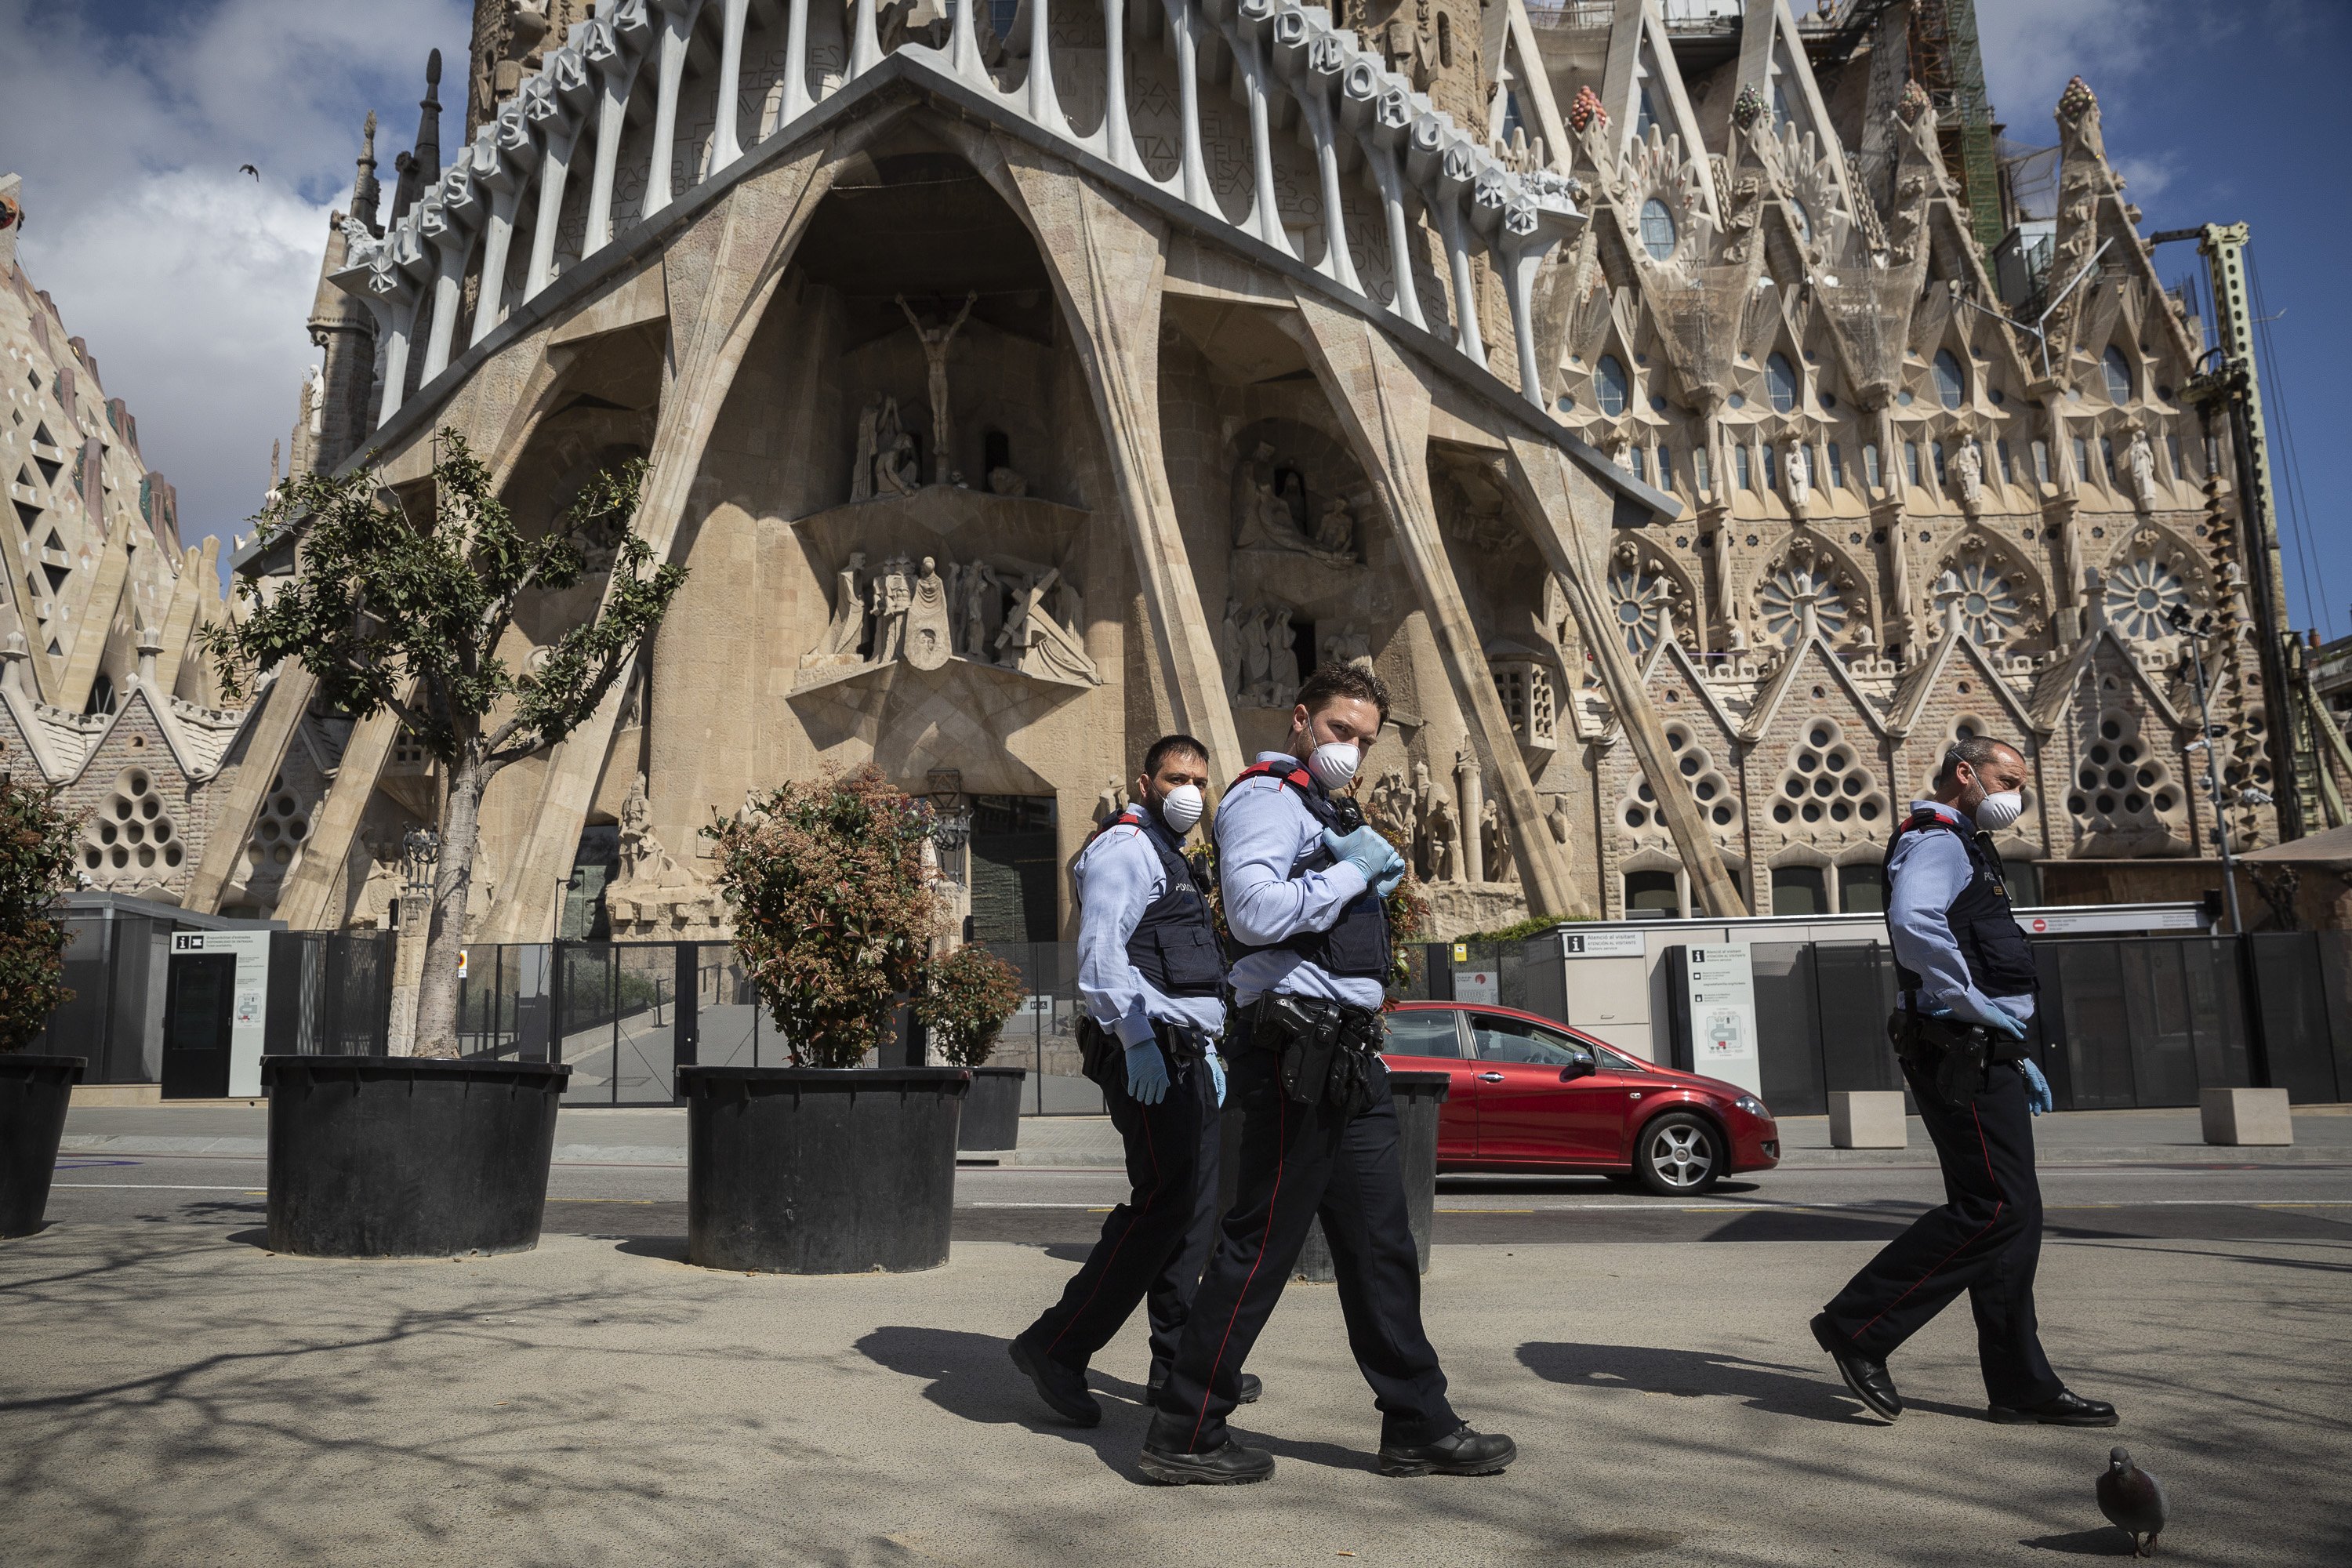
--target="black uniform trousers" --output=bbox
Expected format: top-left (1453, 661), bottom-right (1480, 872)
top-left (1146, 1019), bottom-right (1457, 1454)
top-left (1820, 1055), bottom-right (2063, 1408)
top-left (1023, 1043), bottom-right (1221, 1381)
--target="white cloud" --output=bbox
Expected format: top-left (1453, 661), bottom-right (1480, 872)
top-left (0, 0), bottom-right (469, 575)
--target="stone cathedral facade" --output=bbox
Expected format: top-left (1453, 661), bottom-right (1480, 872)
top-left (22, 0), bottom-right (2289, 943)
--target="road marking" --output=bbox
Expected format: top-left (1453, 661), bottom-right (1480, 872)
top-left (50, 1183), bottom-right (264, 1192)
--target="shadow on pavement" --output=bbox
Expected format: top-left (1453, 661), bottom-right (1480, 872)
top-left (2020, 1526), bottom-right (2138, 1555)
top-left (1518, 1339), bottom-right (1949, 1425)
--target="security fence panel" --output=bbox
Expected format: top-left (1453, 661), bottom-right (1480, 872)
top-left (695, 949), bottom-right (767, 1069)
top-left (1813, 942), bottom-right (1904, 1097)
top-left (612, 945), bottom-right (680, 1102)
top-left (2316, 933), bottom-right (2352, 1105)
top-left (2250, 934), bottom-right (2344, 1105)
top-left (2047, 942), bottom-right (2136, 1109)
top-left (264, 931), bottom-right (397, 1058)
top-left (1505, 936), bottom-right (1567, 1027)
top-left (1751, 942), bottom-right (1828, 1118)
top-left (2116, 942), bottom-right (2203, 1107)
top-left (556, 942), bottom-right (619, 1103)
top-left (982, 942), bottom-right (1100, 1115)
top-left (2183, 938), bottom-right (2252, 1091)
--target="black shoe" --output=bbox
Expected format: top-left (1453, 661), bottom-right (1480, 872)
top-left (1009, 1336), bottom-right (1101, 1427)
top-left (1377, 1425), bottom-right (1517, 1477)
top-left (1138, 1439), bottom-right (1276, 1486)
top-left (1147, 1372), bottom-right (1262, 1406)
top-left (1988, 1389), bottom-right (2118, 1427)
top-left (1811, 1312), bottom-right (1902, 1421)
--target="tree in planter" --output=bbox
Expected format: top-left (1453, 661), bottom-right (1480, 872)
top-left (915, 944), bottom-right (1026, 1068)
top-left (0, 757), bottom-right (80, 1051)
top-left (707, 767), bottom-right (938, 1069)
top-left (199, 429), bottom-right (684, 1058)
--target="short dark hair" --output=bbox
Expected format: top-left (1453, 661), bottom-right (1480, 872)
top-left (1295, 662), bottom-right (1391, 724)
top-left (1934, 735), bottom-right (2021, 790)
top-left (1142, 733), bottom-right (1209, 779)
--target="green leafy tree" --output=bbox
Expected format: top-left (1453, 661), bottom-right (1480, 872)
top-left (706, 767), bottom-right (938, 1069)
top-left (0, 755), bottom-right (80, 1051)
top-left (916, 944), bottom-right (1027, 1068)
top-left (199, 429), bottom-right (684, 1058)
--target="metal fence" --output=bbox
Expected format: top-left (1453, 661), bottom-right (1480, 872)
top-left (263, 931), bottom-right (397, 1058)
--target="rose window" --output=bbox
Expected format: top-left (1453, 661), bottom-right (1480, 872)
top-left (1759, 561), bottom-right (1849, 644)
top-left (2104, 555), bottom-right (2187, 642)
top-left (2069, 710), bottom-right (2182, 834)
top-left (244, 774), bottom-right (314, 882)
top-left (1770, 720), bottom-right (1888, 833)
top-left (81, 767), bottom-right (183, 884)
top-left (1621, 724), bottom-right (1738, 836)
top-left (1607, 564), bottom-right (1675, 654)
top-left (1933, 558), bottom-right (2023, 644)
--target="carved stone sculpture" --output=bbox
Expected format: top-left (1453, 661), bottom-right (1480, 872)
top-left (994, 568), bottom-right (1098, 684)
top-left (958, 560), bottom-right (998, 658)
top-left (1953, 432), bottom-right (1986, 512)
top-left (1267, 606), bottom-right (1301, 706)
top-left (897, 291), bottom-right (978, 484)
top-left (2125, 424), bottom-right (2159, 513)
top-left (1313, 495), bottom-right (1357, 561)
top-left (820, 550), bottom-right (868, 657)
top-left (853, 395), bottom-right (883, 502)
top-left (1482, 798), bottom-right (1516, 885)
top-left (987, 466), bottom-right (1026, 497)
top-left (872, 554), bottom-right (911, 662)
top-left (1094, 776), bottom-right (1126, 827)
top-left (1221, 594), bottom-right (1247, 696)
top-left (1425, 796), bottom-right (1461, 883)
top-left (906, 555), bottom-right (953, 670)
top-left (1321, 626), bottom-right (1373, 673)
top-left (1784, 440), bottom-right (1811, 512)
top-left (1240, 604), bottom-right (1276, 705)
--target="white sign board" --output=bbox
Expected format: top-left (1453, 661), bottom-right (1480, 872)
top-left (1453, 967), bottom-right (1499, 1005)
top-left (1673, 943), bottom-right (1760, 1097)
top-left (2016, 906), bottom-right (2203, 935)
top-left (1560, 928), bottom-right (1647, 958)
top-left (170, 931), bottom-right (273, 1098)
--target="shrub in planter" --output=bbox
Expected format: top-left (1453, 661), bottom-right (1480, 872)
top-left (916, 944), bottom-right (1028, 1152)
top-left (691, 768), bottom-right (968, 1271)
top-left (1, 758), bottom-right (83, 1237)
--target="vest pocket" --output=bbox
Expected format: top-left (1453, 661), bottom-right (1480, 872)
top-left (1153, 925), bottom-right (1225, 989)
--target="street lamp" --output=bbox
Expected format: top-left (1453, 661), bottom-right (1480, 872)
top-left (400, 826), bottom-right (440, 925)
top-left (924, 768), bottom-right (971, 885)
top-left (2165, 604), bottom-right (2245, 933)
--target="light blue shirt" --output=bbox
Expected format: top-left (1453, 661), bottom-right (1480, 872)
top-left (1073, 812), bottom-right (1227, 1047)
top-left (1217, 752), bottom-right (1385, 1012)
top-left (1887, 799), bottom-right (2038, 1028)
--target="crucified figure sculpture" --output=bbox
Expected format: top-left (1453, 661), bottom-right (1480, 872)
top-left (897, 291), bottom-right (978, 485)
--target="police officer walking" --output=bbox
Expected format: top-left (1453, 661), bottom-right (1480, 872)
top-left (1011, 735), bottom-right (1260, 1425)
top-left (1139, 666), bottom-right (1515, 1485)
top-left (1810, 735), bottom-right (2117, 1427)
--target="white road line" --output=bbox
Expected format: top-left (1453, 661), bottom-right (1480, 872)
top-left (50, 1183), bottom-right (263, 1192)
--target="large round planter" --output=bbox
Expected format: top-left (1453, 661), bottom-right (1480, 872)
top-left (956, 1065), bottom-right (1027, 1152)
top-left (1, 1054), bottom-right (85, 1239)
top-left (263, 1056), bottom-right (571, 1258)
top-left (681, 1066), bottom-right (970, 1274)
top-left (1219, 1068), bottom-right (1450, 1282)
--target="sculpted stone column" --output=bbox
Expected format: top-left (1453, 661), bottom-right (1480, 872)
top-left (1502, 431), bottom-right (1749, 919)
top-left (973, 137), bottom-right (1243, 777)
top-left (1284, 289), bottom-right (1577, 915)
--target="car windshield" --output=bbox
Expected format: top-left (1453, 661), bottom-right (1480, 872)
top-left (1469, 1014), bottom-right (1592, 1067)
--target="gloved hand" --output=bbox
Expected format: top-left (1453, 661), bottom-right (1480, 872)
top-left (1123, 1040), bottom-right (1170, 1105)
top-left (1982, 1003), bottom-right (2031, 1042)
top-left (2019, 1057), bottom-right (2053, 1116)
top-left (1321, 825), bottom-right (1405, 894)
top-left (1206, 1051), bottom-right (1227, 1107)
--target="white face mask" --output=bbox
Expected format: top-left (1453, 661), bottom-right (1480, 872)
top-left (1307, 740), bottom-right (1363, 792)
top-left (1156, 783), bottom-right (1204, 834)
top-left (1973, 789), bottom-right (2024, 831)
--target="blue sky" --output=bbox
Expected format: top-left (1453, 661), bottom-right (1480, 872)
top-left (3, 1), bottom-right (2346, 636)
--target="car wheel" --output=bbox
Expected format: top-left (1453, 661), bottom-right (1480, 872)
top-left (1634, 1112), bottom-right (1722, 1196)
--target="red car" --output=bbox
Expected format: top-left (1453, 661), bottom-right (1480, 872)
top-left (1380, 1000), bottom-right (1780, 1194)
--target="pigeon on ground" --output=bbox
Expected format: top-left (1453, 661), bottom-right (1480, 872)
top-left (2096, 1446), bottom-right (2168, 1557)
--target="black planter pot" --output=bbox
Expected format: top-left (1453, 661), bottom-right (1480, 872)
top-left (956, 1065), bottom-right (1027, 1152)
top-left (263, 1055), bottom-right (571, 1258)
top-left (1219, 1067), bottom-right (1451, 1282)
top-left (681, 1065), bottom-right (970, 1273)
top-left (1, 1054), bottom-right (85, 1239)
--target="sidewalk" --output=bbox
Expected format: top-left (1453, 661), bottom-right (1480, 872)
top-left (58, 1101), bottom-right (2352, 1167)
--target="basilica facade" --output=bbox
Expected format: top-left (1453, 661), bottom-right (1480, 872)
top-left (13, 0), bottom-right (2294, 942)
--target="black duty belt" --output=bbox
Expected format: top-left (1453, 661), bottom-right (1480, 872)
top-left (1241, 993), bottom-right (1383, 1116)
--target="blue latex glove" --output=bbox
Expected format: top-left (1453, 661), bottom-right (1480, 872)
top-left (1206, 1051), bottom-right (1227, 1107)
top-left (1123, 1040), bottom-right (1170, 1105)
top-left (2019, 1058), bottom-right (2053, 1116)
top-left (1321, 826), bottom-right (1404, 892)
top-left (1982, 1003), bottom-right (2030, 1042)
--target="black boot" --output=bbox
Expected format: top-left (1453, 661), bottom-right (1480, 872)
top-left (1138, 1439), bottom-right (1276, 1486)
top-left (1009, 1335), bottom-right (1101, 1427)
top-left (1811, 1312), bottom-right (1902, 1421)
top-left (1377, 1425), bottom-right (1517, 1477)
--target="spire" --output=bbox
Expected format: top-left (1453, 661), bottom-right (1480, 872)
top-left (352, 110), bottom-right (383, 237)
top-left (390, 48), bottom-right (444, 223)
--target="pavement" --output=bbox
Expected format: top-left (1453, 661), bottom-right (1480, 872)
top-left (56, 1102), bottom-right (2352, 1169)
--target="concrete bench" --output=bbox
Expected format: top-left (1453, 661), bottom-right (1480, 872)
top-left (2201, 1087), bottom-right (2293, 1146)
top-left (1829, 1091), bottom-right (1907, 1149)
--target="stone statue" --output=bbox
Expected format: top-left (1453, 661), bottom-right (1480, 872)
top-left (1313, 494), bottom-right (1357, 561)
top-left (1267, 606), bottom-right (1301, 706)
top-left (304, 364), bottom-right (325, 436)
top-left (905, 555), bottom-right (954, 670)
top-left (987, 466), bottom-right (1026, 497)
top-left (872, 554), bottom-right (912, 662)
top-left (1425, 797), bottom-right (1461, 883)
top-left (1240, 605), bottom-right (1276, 706)
top-left (897, 291), bottom-right (978, 484)
top-left (821, 550), bottom-right (868, 655)
top-left (958, 560), bottom-right (997, 658)
top-left (877, 427), bottom-right (920, 495)
top-left (618, 772), bottom-right (658, 882)
top-left (1784, 440), bottom-right (1811, 510)
top-left (1365, 769), bottom-right (1417, 848)
top-left (1545, 793), bottom-right (1571, 847)
top-left (1482, 798), bottom-right (1516, 885)
top-left (1094, 777), bottom-right (1125, 827)
top-left (1321, 626), bottom-right (1373, 673)
top-left (852, 395), bottom-right (884, 501)
top-left (1232, 444), bottom-right (1319, 554)
top-left (1221, 594), bottom-right (1247, 695)
top-left (2125, 424), bottom-right (2159, 512)
top-left (995, 568), bottom-right (1098, 684)
top-left (1953, 433), bottom-right (1985, 511)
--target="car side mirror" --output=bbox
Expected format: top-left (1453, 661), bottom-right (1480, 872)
top-left (1560, 1055), bottom-right (1595, 1082)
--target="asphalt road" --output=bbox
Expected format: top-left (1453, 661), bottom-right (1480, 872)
top-left (46, 1151), bottom-right (2352, 1248)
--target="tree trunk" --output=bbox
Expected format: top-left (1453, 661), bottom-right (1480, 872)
top-left (412, 745), bottom-right (488, 1058)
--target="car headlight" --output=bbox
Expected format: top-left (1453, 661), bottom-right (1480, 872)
top-left (1733, 1094), bottom-right (1769, 1119)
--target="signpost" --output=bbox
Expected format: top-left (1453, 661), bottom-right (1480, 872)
top-left (1664, 943), bottom-right (1761, 1096)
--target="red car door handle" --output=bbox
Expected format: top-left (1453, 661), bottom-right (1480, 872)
top-left (1476, 1072), bottom-right (1504, 1083)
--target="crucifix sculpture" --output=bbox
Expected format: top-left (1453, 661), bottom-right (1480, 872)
top-left (897, 291), bottom-right (978, 484)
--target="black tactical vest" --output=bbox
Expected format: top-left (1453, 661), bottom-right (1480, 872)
top-left (1099, 808), bottom-right (1225, 998)
top-left (1218, 760), bottom-right (1392, 982)
top-left (1882, 808), bottom-right (2041, 1004)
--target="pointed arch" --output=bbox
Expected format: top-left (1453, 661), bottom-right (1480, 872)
top-left (1597, 1), bottom-right (1718, 225)
top-left (1730, 0), bottom-right (1857, 216)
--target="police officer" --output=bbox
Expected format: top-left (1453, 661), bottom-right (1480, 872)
top-left (1810, 735), bottom-right (2117, 1427)
top-left (1011, 735), bottom-right (1261, 1425)
top-left (1139, 666), bottom-right (1515, 1485)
